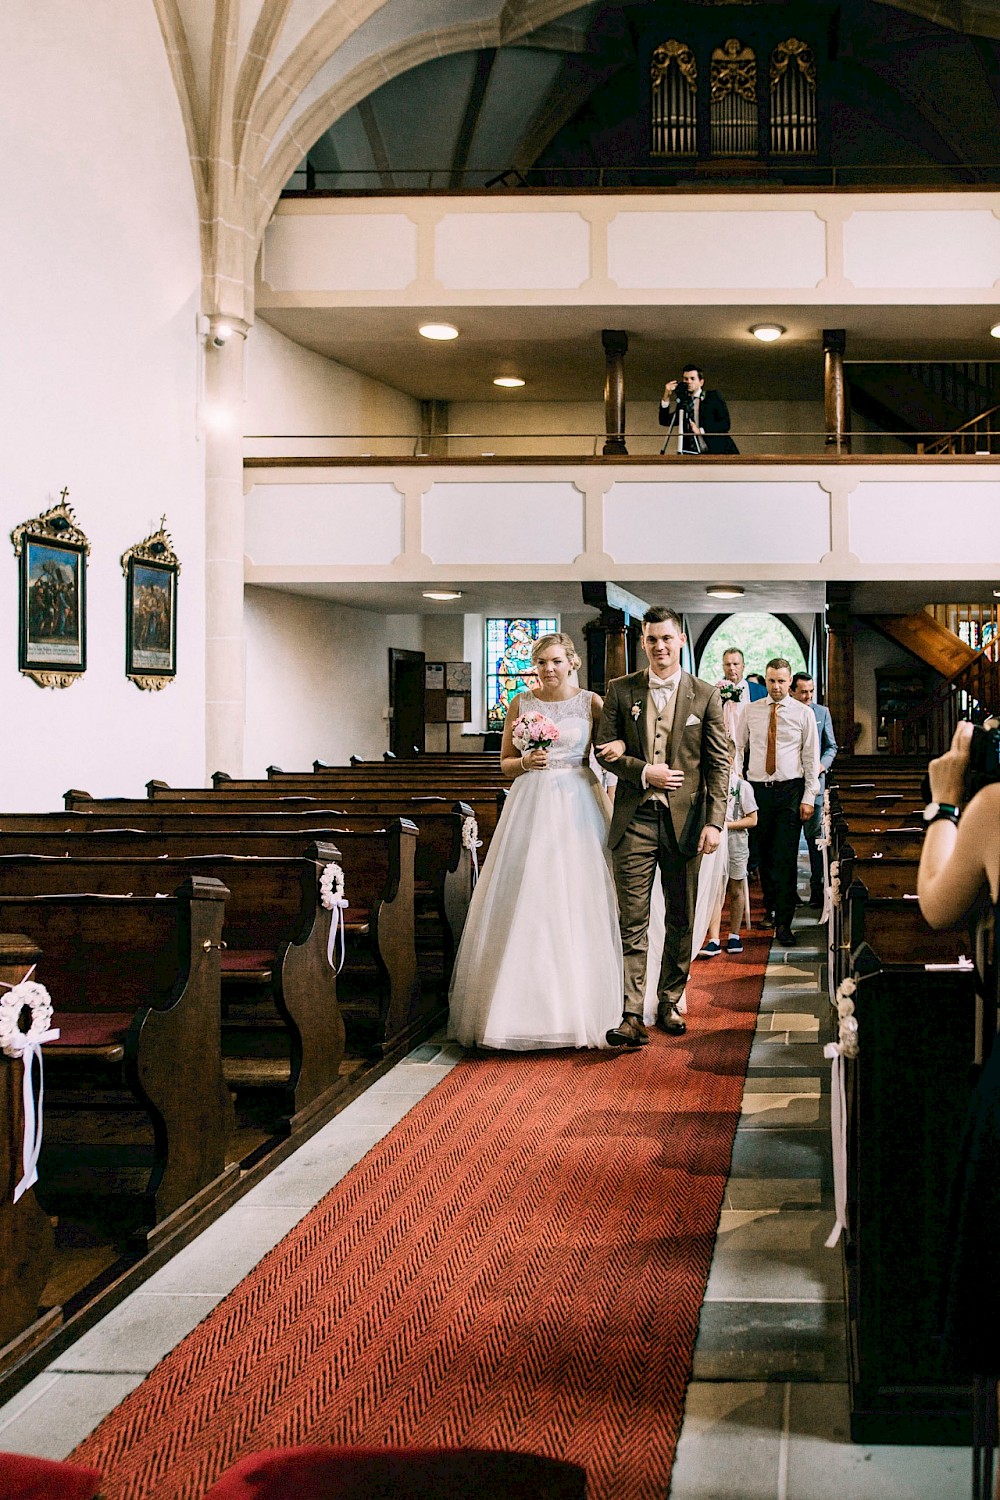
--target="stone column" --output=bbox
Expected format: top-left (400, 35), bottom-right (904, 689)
top-left (584, 609), bottom-right (628, 695)
top-left (823, 329), bottom-right (850, 455)
top-left (602, 330), bottom-right (629, 456)
top-left (203, 320), bottom-right (248, 780)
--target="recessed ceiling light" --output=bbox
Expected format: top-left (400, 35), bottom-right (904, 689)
top-left (422, 590), bottom-right (463, 601)
top-left (991, 323), bottom-right (1000, 339)
top-left (750, 324), bottom-right (785, 342)
top-left (993, 588), bottom-right (1000, 598)
top-left (706, 585), bottom-right (745, 599)
top-left (419, 322), bottom-right (459, 340)
top-left (493, 376), bottom-right (525, 387)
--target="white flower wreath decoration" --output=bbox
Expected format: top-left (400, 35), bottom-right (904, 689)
top-left (461, 815), bottom-right (480, 853)
top-left (831, 976), bottom-right (858, 1058)
top-left (319, 862), bottom-right (346, 910)
top-left (0, 979), bottom-right (55, 1059)
top-left (829, 859), bottom-right (841, 908)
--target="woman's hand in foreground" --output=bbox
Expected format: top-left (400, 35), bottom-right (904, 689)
top-left (521, 746), bottom-right (549, 771)
top-left (928, 721), bottom-right (974, 807)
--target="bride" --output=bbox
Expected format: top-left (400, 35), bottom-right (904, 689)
top-left (448, 632), bottom-right (623, 1050)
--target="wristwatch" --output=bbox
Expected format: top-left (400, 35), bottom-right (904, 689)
top-left (922, 801), bottom-right (960, 827)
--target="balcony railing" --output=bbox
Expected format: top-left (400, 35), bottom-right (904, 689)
top-left (282, 163), bottom-right (1000, 195)
top-left (243, 429), bottom-right (1000, 463)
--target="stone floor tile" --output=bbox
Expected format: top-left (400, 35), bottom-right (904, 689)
top-left (726, 1177), bottom-right (824, 1211)
top-left (692, 1301), bottom-right (847, 1381)
top-left (0, 1372), bottom-right (146, 1459)
top-left (756, 1012), bottom-right (821, 1034)
top-left (748, 1039), bottom-right (827, 1073)
top-left (142, 1205), bottom-right (305, 1296)
top-left (714, 1208), bottom-right (834, 1253)
top-left (758, 988), bottom-right (829, 1012)
top-left (669, 1382), bottom-right (783, 1500)
top-left (333, 1089), bottom-right (425, 1131)
top-left (786, 1384), bottom-right (971, 1499)
top-left (746, 1080), bottom-right (827, 1104)
top-left (730, 1129), bottom-right (831, 1184)
top-left (739, 1091), bottom-right (827, 1128)
top-left (704, 1243), bottom-right (843, 1305)
top-left (50, 1292), bottom-right (221, 1374)
top-left (240, 1125), bottom-right (379, 1206)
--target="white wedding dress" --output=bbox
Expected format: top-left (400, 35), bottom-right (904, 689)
top-left (448, 690), bottom-right (624, 1050)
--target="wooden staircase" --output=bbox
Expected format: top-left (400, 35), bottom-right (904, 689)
top-left (847, 361), bottom-right (999, 452)
top-left (863, 603), bottom-right (1000, 755)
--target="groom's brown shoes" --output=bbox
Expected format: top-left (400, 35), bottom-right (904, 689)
top-left (606, 1014), bottom-right (649, 1048)
top-left (656, 1000), bottom-right (687, 1036)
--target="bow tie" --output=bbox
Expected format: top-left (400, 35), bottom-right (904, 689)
top-left (649, 674), bottom-right (677, 691)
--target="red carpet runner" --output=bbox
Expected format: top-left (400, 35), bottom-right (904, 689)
top-left (73, 938), bottom-right (768, 1500)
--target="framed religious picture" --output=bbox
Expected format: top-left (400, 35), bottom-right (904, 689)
top-left (11, 491), bottom-right (90, 688)
top-left (121, 518), bottom-right (180, 690)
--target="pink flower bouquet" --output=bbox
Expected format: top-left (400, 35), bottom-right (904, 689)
top-left (512, 710), bottom-right (560, 753)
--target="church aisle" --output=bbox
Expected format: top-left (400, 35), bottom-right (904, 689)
top-left (0, 919), bottom-right (975, 1497)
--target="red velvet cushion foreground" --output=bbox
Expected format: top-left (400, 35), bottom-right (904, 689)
top-left (0, 1452), bottom-right (102, 1500)
top-left (203, 1446), bottom-right (587, 1499)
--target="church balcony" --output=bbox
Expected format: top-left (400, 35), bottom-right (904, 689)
top-left (243, 453), bottom-right (1000, 590)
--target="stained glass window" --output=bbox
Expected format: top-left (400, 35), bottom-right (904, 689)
top-left (486, 617), bottom-right (557, 731)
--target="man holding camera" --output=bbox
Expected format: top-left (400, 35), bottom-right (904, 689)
top-left (659, 365), bottom-right (739, 455)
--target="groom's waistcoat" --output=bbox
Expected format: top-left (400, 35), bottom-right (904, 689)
top-left (641, 684), bottom-right (678, 808)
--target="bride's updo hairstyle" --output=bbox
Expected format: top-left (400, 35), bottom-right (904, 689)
top-left (531, 632), bottom-right (581, 671)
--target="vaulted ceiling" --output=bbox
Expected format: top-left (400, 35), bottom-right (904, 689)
top-left (285, 0), bottom-right (1000, 192)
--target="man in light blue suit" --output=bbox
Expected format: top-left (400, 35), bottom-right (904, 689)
top-left (791, 672), bottom-right (838, 907)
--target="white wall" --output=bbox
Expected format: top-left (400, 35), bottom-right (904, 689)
top-left (244, 321), bottom-right (421, 456)
top-left (0, 3), bottom-right (204, 810)
top-left (244, 588), bottom-right (422, 773)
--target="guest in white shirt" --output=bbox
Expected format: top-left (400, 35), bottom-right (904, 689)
top-left (736, 657), bottom-right (820, 948)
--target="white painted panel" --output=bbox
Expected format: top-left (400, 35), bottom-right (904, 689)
top-left (435, 213), bottom-right (590, 290)
top-left (423, 483), bottom-right (583, 563)
top-left (844, 211), bottom-right (1000, 289)
top-left (607, 211), bottom-right (825, 289)
top-left (245, 484), bottom-right (402, 564)
top-left (262, 215), bottom-right (417, 291)
top-left (850, 481), bottom-right (1000, 562)
top-left (605, 482), bottom-right (829, 563)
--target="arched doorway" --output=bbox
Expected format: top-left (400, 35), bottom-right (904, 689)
top-left (696, 612), bottom-right (808, 683)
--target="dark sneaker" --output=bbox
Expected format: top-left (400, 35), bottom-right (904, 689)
top-left (697, 939), bottom-right (721, 959)
top-left (726, 936), bottom-right (744, 954)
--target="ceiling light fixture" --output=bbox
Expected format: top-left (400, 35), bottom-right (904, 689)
top-left (993, 588), bottom-right (1000, 598)
top-left (422, 590), bottom-right (463, 601)
top-left (493, 376), bottom-right (525, 388)
top-left (706, 584), bottom-right (745, 599)
top-left (990, 322), bottom-right (1000, 339)
top-left (750, 324), bottom-right (785, 342)
top-left (419, 322), bottom-right (459, 340)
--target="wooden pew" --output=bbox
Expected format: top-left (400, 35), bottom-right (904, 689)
top-left (0, 933), bottom-right (60, 1374)
top-left (0, 849), bottom-right (345, 1133)
top-left (0, 821), bottom-right (423, 1062)
top-left (843, 937), bottom-right (980, 1443)
top-left (0, 879), bottom-right (236, 1245)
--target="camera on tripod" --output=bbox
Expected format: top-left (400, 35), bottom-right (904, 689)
top-left (673, 385), bottom-right (696, 414)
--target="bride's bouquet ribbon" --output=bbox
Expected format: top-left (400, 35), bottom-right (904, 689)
top-left (0, 967), bottom-right (60, 1204)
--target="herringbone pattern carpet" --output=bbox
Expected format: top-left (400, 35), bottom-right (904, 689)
top-left (72, 940), bottom-right (767, 1499)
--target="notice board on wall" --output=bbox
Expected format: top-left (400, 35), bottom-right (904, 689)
top-left (425, 661), bottom-right (472, 725)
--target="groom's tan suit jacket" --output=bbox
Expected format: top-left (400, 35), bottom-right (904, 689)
top-left (596, 669), bottom-right (729, 855)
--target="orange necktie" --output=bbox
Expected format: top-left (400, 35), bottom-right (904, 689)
top-left (765, 700), bottom-right (778, 776)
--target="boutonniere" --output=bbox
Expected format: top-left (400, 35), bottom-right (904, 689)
top-left (630, 702), bottom-right (642, 721)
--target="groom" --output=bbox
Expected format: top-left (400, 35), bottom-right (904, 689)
top-left (596, 606), bottom-right (730, 1047)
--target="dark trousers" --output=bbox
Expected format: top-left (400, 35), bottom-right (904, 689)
top-left (613, 802), bottom-right (701, 1016)
top-left (750, 778), bottom-right (804, 929)
top-left (802, 796), bottom-right (824, 899)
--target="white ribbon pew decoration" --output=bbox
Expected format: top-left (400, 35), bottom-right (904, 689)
top-left (0, 967), bottom-right (60, 1204)
top-left (319, 862), bottom-right (349, 973)
top-left (461, 815), bottom-right (482, 885)
top-left (824, 975), bottom-right (858, 1248)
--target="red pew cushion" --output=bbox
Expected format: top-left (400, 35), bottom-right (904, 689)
top-left (203, 1446), bottom-right (587, 1499)
top-left (50, 1013), bottom-right (131, 1049)
top-left (0, 1452), bottom-right (102, 1500)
